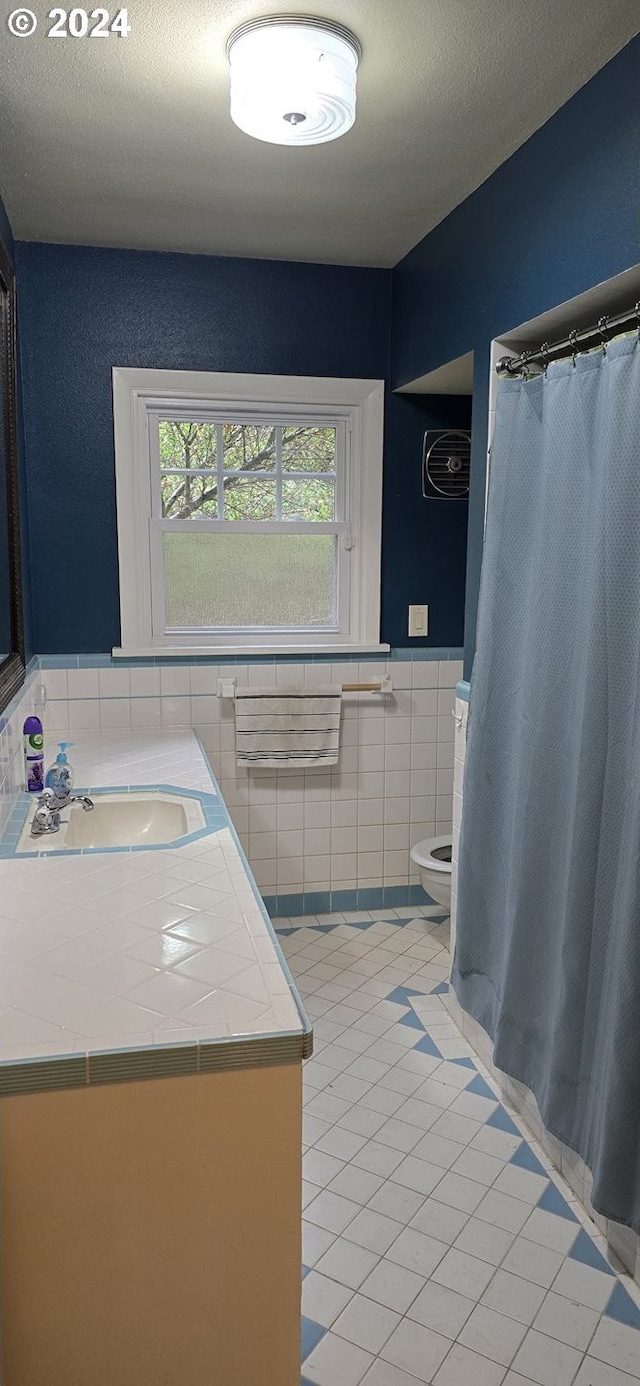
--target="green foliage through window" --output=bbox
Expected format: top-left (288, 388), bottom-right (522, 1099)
top-left (158, 420), bottom-right (336, 521)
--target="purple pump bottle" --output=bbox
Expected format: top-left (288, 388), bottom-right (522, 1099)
top-left (23, 715), bottom-right (45, 793)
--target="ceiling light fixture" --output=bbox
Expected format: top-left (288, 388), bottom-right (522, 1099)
top-left (226, 15), bottom-right (361, 147)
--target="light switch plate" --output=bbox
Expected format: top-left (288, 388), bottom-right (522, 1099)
top-left (408, 604), bottom-right (428, 637)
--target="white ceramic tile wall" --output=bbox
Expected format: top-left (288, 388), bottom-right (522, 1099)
top-left (0, 665), bottom-right (39, 840)
top-left (39, 658), bottom-right (462, 897)
top-left (450, 693), bottom-right (640, 1288)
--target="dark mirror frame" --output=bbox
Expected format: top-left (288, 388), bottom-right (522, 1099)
top-left (0, 236), bottom-right (26, 713)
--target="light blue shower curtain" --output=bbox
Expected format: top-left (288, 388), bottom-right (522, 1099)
top-left (452, 333), bottom-right (640, 1231)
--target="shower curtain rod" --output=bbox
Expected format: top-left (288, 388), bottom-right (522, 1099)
top-left (496, 302), bottom-right (640, 375)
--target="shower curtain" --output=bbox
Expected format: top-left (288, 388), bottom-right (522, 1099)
top-left (452, 333), bottom-right (640, 1231)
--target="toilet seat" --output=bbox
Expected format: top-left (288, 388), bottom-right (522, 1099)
top-left (410, 835), bottom-right (452, 872)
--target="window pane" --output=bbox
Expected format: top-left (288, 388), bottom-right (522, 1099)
top-left (159, 420), bottom-right (217, 470)
top-left (161, 473), bottom-right (217, 518)
top-left (282, 478), bottom-right (335, 520)
top-left (163, 533), bottom-right (337, 629)
top-left (223, 478), bottom-right (276, 520)
top-left (281, 425), bottom-right (336, 473)
top-left (222, 424), bottom-right (276, 474)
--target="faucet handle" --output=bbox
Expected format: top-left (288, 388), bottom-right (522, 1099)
top-left (41, 786), bottom-right (71, 809)
top-left (31, 803), bottom-right (53, 836)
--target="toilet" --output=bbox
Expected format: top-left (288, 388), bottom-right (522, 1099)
top-left (410, 836), bottom-right (452, 912)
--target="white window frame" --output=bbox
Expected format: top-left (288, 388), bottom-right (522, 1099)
top-left (112, 367), bottom-right (387, 657)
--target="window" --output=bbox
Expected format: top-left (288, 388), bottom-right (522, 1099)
top-left (112, 369), bottom-right (385, 655)
top-left (155, 418), bottom-right (343, 634)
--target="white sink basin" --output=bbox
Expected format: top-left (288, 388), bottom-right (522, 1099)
top-left (65, 796), bottom-right (189, 849)
top-left (17, 791), bottom-right (205, 854)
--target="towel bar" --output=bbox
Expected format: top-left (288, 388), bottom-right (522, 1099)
top-left (341, 679), bottom-right (392, 693)
top-left (217, 675), bottom-right (393, 698)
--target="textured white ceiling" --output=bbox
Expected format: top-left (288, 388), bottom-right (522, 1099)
top-left (0, 0), bottom-right (637, 266)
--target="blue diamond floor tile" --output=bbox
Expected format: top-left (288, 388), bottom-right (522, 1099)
top-left (430, 982), bottom-right (450, 995)
top-left (537, 1182), bottom-right (579, 1220)
top-left (398, 1010), bottom-right (426, 1031)
top-left (452, 1056), bottom-right (477, 1070)
top-left (510, 1141), bottom-right (548, 1177)
top-left (301, 1317), bottom-right (326, 1362)
top-left (466, 1074), bottom-right (496, 1100)
top-left (386, 986), bottom-right (427, 1007)
top-left (487, 1106), bottom-right (521, 1135)
top-left (605, 1282), bottom-right (640, 1328)
top-left (413, 1033), bottom-right (442, 1057)
top-left (569, 1228), bottom-right (615, 1275)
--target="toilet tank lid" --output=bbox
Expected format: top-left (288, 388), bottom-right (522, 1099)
top-left (410, 835), bottom-right (452, 870)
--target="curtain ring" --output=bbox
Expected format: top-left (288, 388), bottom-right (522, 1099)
top-left (517, 351), bottom-right (530, 379)
top-left (568, 329), bottom-right (579, 368)
top-left (540, 342), bottom-right (551, 376)
top-left (597, 316), bottom-right (609, 355)
top-left (635, 302), bottom-right (640, 339)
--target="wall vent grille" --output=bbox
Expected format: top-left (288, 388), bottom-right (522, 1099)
top-left (422, 429), bottom-right (471, 500)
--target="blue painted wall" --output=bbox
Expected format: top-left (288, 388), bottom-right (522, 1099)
top-left (15, 243), bottom-right (469, 653)
top-left (392, 37), bottom-right (640, 678)
top-left (382, 393), bottom-right (470, 648)
top-left (0, 188), bottom-right (33, 661)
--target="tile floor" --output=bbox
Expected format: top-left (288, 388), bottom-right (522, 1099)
top-left (273, 905), bottom-right (640, 1386)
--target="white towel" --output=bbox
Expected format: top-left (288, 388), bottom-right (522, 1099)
top-left (235, 685), bottom-right (342, 769)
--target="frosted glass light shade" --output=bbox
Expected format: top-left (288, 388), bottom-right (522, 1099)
top-left (227, 17), bottom-right (361, 146)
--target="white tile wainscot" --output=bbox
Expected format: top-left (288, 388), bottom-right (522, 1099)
top-left (0, 728), bottom-right (309, 1386)
top-left (39, 655), bottom-right (462, 907)
top-left (0, 661), bottom-right (40, 841)
top-left (449, 684), bottom-right (640, 1292)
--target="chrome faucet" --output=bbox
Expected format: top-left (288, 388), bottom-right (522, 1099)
top-left (29, 787), bottom-right (94, 837)
top-left (46, 787), bottom-right (94, 812)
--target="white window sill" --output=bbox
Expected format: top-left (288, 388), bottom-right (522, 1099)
top-left (112, 644), bottom-right (391, 660)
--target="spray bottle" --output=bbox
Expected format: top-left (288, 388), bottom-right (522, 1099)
top-left (23, 715), bottom-right (45, 794)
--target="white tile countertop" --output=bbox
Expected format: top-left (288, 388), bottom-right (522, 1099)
top-left (0, 730), bottom-right (310, 1094)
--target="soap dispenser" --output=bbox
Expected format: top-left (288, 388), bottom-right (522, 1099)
top-left (45, 742), bottom-right (75, 799)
